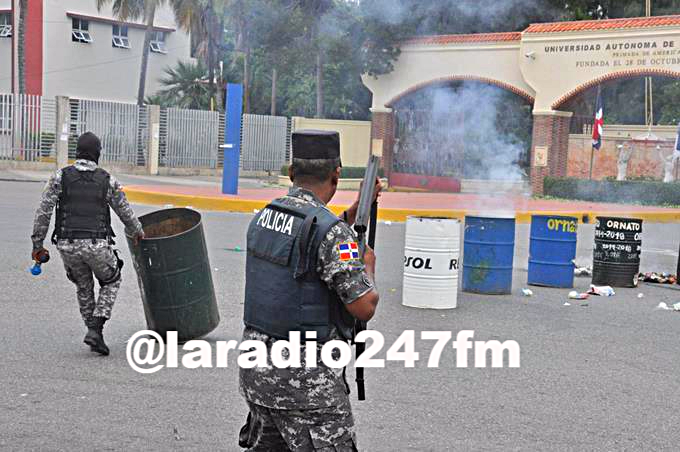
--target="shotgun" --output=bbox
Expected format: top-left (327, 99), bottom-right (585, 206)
top-left (353, 154), bottom-right (380, 401)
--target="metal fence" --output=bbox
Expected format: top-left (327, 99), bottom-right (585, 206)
top-left (0, 94), bottom-right (56, 162)
top-left (1, 93), bottom-right (293, 171)
top-left (240, 114), bottom-right (290, 171)
top-left (159, 107), bottom-right (221, 168)
top-left (69, 99), bottom-right (146, 166)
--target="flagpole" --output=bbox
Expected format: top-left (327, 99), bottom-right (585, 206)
top-left (589, 84), bottom-right (602, 180)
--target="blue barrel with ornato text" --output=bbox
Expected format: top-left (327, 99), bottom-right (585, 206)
top-left (462, 216), bottom-right (515, 294)
top-left (592, 216), bottom-right (642, 288)
top-left (528, 215), bottom-right (578, 288)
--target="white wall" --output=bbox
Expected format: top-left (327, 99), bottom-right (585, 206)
top-left (363, 40), bottom-right (533, 110)
top-left (0, 0), bottom-right (11, 93)
top-left (292, 117), bottom-right (372, 167)
top-left (43, 0), bottom-right (193, 103)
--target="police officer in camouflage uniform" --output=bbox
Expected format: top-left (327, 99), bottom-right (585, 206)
top-left (31, 132), bottom-right (144, 356)
top-left (239, 130), bottom-right (380, 451)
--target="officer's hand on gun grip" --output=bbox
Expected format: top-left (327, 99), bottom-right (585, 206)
top-left (357, 177), bottom-right (383, 204)
top-left (372, 176), bottom-right (383, 201)
top-left (132, 231), bottom-right (145, 246)
top-left (363, 245), bottom-right (376, 278)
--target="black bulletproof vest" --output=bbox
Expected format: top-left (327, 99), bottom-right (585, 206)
top-left (54, 166), bottom-right (113, 242)
top-left (244, 199), bottom-right (355, 342)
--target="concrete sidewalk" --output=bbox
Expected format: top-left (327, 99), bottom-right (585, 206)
top-left (123, 182), bottom-right (680, 223)
top-left (4, 167), bottom-right (679, 223)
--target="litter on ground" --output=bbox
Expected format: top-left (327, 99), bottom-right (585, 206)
top-left (588, 285), bottom-right (615, 297)
top-left (573, 264), bottom-right (592, 277)
top-left (638, 272), bottom-right (677, 284)
top-left (568, 291), bottom-right (589, 300)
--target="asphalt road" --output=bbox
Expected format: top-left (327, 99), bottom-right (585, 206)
top-left (1, 179), bottom-right (680, 451)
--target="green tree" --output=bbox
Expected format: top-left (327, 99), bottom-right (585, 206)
top-left (171, 0), bottom-right (228, 109)
top-left (155, 60), bottom-right (212, 109)
top-left (96, 0), bottom-right (167, 106)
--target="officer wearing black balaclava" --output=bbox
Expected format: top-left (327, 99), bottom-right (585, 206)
top-left (31, 132), bottom-right (144, 355)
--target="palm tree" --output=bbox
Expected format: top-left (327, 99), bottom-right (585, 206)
top-left (96, 0), bottom-right (167, 106)
top-left (170, 0), bottom-right (226, 109)
top-left (156, 60), bottom-right (212, 109)
top-left (17, 0), bottom-right (27, 93)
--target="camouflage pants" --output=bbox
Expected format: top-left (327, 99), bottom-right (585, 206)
top-left (239, 400), bottom-right (357, 452)
top-left (57, 239), bottom-right (122, 327)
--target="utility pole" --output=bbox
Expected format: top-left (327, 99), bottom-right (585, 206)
top-left (644, 0), bottom-right (653, 129)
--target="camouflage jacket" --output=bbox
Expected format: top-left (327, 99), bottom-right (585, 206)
top-left (31, 159), bottom-right (143, 250)
top-left (239, 186), bottom-right (375, 410)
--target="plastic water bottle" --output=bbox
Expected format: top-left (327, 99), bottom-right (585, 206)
top-left (30, 262), bottom-right (43, 276)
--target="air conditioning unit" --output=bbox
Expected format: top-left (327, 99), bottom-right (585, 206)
top-left (150, 41), bottom-right (167, 54)
top-left (0, 25), bottom-right (12, 38)
top-left (112, 36), bottom-right (130, 49)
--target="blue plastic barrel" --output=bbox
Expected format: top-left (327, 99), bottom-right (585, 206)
top-left (528, 215), bottom-right (578, 288)
top-left (462, 216), bottom-right (515, 294)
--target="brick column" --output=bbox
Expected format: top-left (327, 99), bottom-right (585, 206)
top-left (530, 110), bottom-right (572, 195)
top-left (369, 107), bottom-right (394, 179)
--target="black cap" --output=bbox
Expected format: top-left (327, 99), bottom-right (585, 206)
top-left (292, 130), bottom-right (340, 160)
top-left (75, 132), bottom-right (102, 164)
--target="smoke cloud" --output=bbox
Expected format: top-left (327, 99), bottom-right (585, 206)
top-left (394, 83), bottom-right (531, 184)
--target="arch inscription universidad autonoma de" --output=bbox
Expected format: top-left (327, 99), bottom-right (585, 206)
top-left (362, 15), bottom-right (680, 194)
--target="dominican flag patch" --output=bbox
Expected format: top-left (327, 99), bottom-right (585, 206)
top-left (338, 242), bottom-right (360, 261)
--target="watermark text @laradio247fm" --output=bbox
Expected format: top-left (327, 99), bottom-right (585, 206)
top-left (126, 330), bottom-right (520, 374)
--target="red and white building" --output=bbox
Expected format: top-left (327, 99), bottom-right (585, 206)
top-left (0, 0), bottom-right (193, 102)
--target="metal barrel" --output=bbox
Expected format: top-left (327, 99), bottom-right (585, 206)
top-left (591, 216), bottom-right (642, 288)
top-left (528, 215), bottom-right (578, 288)
top-left (677, 239), bottom-right (680, 286)
top-left (127, 208), bottom-right (220, 341)
top-left (462, 216), bottom-right (515, 295)
top-left (402, 216), bottom-right (460, 309)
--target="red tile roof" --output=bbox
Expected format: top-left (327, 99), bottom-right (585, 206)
top-left (526, 15), bottom-right (680, 33)
top-left (402, 32), bottom-right (521, 46)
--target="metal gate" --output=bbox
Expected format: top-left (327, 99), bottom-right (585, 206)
top-left (240, 114), bottom-right (290, 171)
top-left (0, 93), bottom-right (56, 162)
top-left (159, 107), bottom-right (220, 168)
top-left (69, 99), bottom-right (146, 165)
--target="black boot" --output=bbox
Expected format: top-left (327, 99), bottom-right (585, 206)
top-left (83, 317), bottom-right (109, 356)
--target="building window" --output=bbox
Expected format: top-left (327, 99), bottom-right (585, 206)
top-left (112, 24), bottom-right (130, 49)
top-left (149, 31), bottom-right (167, 54)
top-left (0, 14), bottom-right (11, 38)
top-left (72, 18), bottom-right (93, 43)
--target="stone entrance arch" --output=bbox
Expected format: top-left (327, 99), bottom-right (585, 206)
top-left (363, 15), bottom-right (680, 194)
top-left (552, 68), bottom-right (680, 110)
top-left (377, 75), bottom-right (536, 185)
top-left (385, 75), bottom-right (535, 107)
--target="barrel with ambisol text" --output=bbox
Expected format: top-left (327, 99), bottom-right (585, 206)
top-left (402, 216), bottom-right (460, 309)
top-left (592, 216), bottom-right (643, 288)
